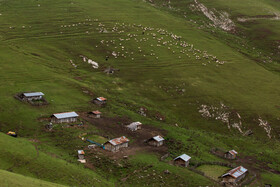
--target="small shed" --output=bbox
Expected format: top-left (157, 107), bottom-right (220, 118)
top-left (78, 150), bottom-right (85, 160)
top-left (51, 112), bottom-right (79, 123)
top-left (93, 97), bottom-right (107, 106)
top-left (89, 110), bottom-right (102, 118)
top-left (147, 135), bottom-right (164, 147)
top-left (77, 150), bottom-right (86, 163)
top-left (126, 122), bottom-right (142, 131)
top-left (21, 92), bottom-right (44, 101)
top-left (104, 136), bottom-right (129, 152)
top-left (222, 166), bottom-right (247, 184)
top-left (224, 150), bottom-right (238, 159)
top-left (174, 154), bottom-right (191, 167)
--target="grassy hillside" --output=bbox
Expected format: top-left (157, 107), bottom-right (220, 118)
top-left (0, 0), bottom-right (279, 185)
top-left (0, 169), bottom-right (66, 187)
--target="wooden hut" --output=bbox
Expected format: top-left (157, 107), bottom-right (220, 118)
top-left (77, 150), bottom-right (86, 163)
top-left (77, 150), bottom-right (85, 160)
top-left (21, 92), bottom-right (44, 101)
top-left (93, 97), bottom-right (107, 106)
top-left (104, 136), bottom-right (129, 152)
top-left (221, 166), bottom-right (247, 185)
top-left (174, 154), bottom-right (191, 167)
top-left (89, 110), bottom-right (102, 118)
top-left (147, 135), bottom-right (164, 147)
top-left (224, 150), bottom-right (238, 159)
top-left (51, 112), bottom-right (79, 123)
top-left (126, 122), bottom-right (142, 131)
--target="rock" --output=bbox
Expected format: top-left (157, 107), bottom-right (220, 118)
top-left (164, 170), bottom-right (170, 174)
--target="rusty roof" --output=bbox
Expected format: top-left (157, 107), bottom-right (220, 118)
top-left (108, 136), bottom-right (129, 146)
top-left (96, 97), bottom-right (107, 101)
top-left (229, 150), bottom-right (238, 155)
top-left (91, 110), bottom-right (102, 114)
top-left (222, 166), bottom-right (247, 178)
top-left (78, 150), bottom-right (85, 155)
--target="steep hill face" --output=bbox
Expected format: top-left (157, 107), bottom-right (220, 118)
top-left (0, 0), bottom-right (279, 186)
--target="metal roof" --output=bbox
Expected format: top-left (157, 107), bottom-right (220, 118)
top-left (127, 121), bottom-right (142, 128)
top-left (96, 97), bottom-right (107, 101)
top-left (91, 110), bottom-right (101, 115)
top-left (222, 166), bottom-right (247, 178)
top-left (53, 112), bottom-right (79, 119)
top-left (108, 136), bottom-right (129, 146)
top-left (23, 92), bottom-right (44, 97)
top-left (229, 150), bottom-right (238, 155)
top-left (152, 135), bottom-right (164, 142)
top-left (78, 150), bottom-right (85, 155)
top-left (174, 154), bottom-right (191, 162)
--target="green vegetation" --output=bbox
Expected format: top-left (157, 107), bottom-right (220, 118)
top-left (0, 169), bottom-right (66, 187)
top-left (196, 165), bottom-right (230, 180)
top-left (0, 0), bottom-right (279, 185)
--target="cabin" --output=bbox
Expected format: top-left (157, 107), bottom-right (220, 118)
top-left (174, 154), bottom-right (191, 167)
top-left (77, 150), bottom-right (85, 160)
top-left (222, 166), bottom-right (247, 185)
top-left (104, 136), bottom-right (129, 152)
top-left (93, 97), bottom-right (107, 106)
top-left (224, 150), bottom-right (238, 159)
top-left (89, 110), bottom-right (102, 118)
top-left (147, 135), bottom-right (164, 147)
top-left (77, 150), bottom-right (86, 163)
top-left (51, 112), bottom-right (79, 123)
top-left (126, 122), bottom-right (142, 131)
top-left (21, 92), bottom-right (44, 101)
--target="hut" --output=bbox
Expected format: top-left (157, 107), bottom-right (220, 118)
top-left (104, 136), bottom-right (129, 152)
top-left (21, 92), bottom-right (44, 101)
top-left (174, 154), bottom-right (191, 167)
top-left (51, 112), bottom-right (79, 123)
top-left (77, 150), bottom-right (85, 160)
top-left (77, 150), bottom-right (86, 163)
top-left (221, 166), bottom-right (247, 184)
top-left (126, 122), bottom-right (142, 131)
top-left (224, 150), bottom-right (238, 159)
top-left (93, 97), bottom-right (107, 106)
top-left (89, 110), bottom-right (102, 118)
top-left (147, 135), bottom-right (164, 147)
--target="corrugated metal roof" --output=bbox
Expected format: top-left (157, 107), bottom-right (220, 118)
top-left (23, 92), bottom-right (44, 97)
top-left (127, 121), bottom-right (142, 128)
top-left (96, 97), bottom-right (107, 101)
top-left (108, 136), bottom-right (129, 146)
top-left (174, 154), bottom-right (191, 162)
top-left (152, 135), bottom-right (164, 142)
top-left (229, 150), bottom-right (238, 155)
top-left (92, 110), bottom-right (101, 115)
top-left (222, 166), bottom-right (247, 178)
top-left (78, 150), bottom-right (85, 155)
top-left (53, 112), bottom-right (79, 119)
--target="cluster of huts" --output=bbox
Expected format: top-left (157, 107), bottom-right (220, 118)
top-left (18, 92), bottom-right (248, 185)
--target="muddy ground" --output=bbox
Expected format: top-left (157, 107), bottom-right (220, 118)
top-left (79, 112), bottom-right (168, 159)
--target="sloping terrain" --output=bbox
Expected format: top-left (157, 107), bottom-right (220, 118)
top-left (0, 0), bottom-right (279, 186)
top-left (0, 169), bottom-right (66, 187)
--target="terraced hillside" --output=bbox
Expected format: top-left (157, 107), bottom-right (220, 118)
top-left (0, 0), bottom-right (279, 186)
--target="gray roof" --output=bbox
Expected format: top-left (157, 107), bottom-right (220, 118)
top-left (174, 154), bottom-right (191, 162)
top-left (152, 135), bottom-right (164, 142)
top-left (23, 92), bottom-right (44, 97)
top-left (53, 112), bottom-right (79, 119)
top-left (222, 166), bottom-right (247, 178)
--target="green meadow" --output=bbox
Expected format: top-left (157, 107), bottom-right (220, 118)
top-left (0, 0), bottom-right (279, 186)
